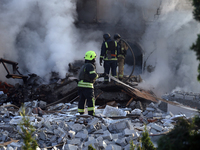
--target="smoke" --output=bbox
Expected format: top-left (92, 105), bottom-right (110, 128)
top-left (0, 0), bottom-right (102, 83)
top-left (139, 0), bottom-right (200, 95)
top-left (0, 0), bottom-right (200, 95)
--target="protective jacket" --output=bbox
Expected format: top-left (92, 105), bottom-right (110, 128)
top-left (118, 40), bottom-right (128, 59)
top-left (78, 61), bottom-right (98, 88)
top-left (78, 60), bottom-right (98, 116)
top-left (100, 38), bottom-right (118, 61)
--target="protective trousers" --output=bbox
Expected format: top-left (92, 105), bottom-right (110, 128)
top-left (104, 60), bottom-right (118, 82)
top-left (78, 87), bottom-right (95, 116)
top-left (118, 57), bottom-right (125, 80)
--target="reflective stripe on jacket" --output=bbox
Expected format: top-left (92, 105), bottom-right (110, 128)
top-left (78, 62), bottom-right (98, 89)
top-left (104, 41), bottom-right (118, 60)
top-left (100, 38), bottom-right (118, 61)
top-left (78, 80), bottom-right (94, 88)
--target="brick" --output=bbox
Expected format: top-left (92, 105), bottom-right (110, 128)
top-left (58, 133), bottom-right (67, 143)
top-left (150, 129), bottom-right (159, 135)
top-left (50, 135), bottom-right (57, 142)
top-left (94, 129), bottom-right (104, 134)
top-left (54, 129), bottom-right (62, 135)
top-left (43, 120), bottom-right (52, 130)
top-left (146, 107), bottom-right (155, 111)
top-left (174, 93), bottom-right (184, 99)
top-left (112, 134), bottom-right (119, 140)
top-left (123, 128), bottom-right (136, 136)
top-left (6, 146), bottom-right (14, 150)
top-left (158, 101), bottom-right (168, 112)
top-left (88, 118), bottom-right (99, 126)
top-left (75, 129), bottom-right (88, 140)
top-left (108, 120), bottom-right (133, 133)
top-left (106, 144), bottom-right (122, 150)
top-left (103, 105), bottom-right (127, 117)
top-left (131, 109), bottom-right (142, 115)
top-left (9, 142), bottom-right (22, 148)
top-left (153, 113), bottom-right (162, 118)
top-left (149, 123), bottom-right (163, 132)
top-left (115, 137), bottom-right (127, 147)
top-left (84, 139), bottom-right (98, 148)
top-left (142, 110), bottom-right (148, 116)
top-left (57, 127), bottom-right (66, 134)
top-left (185, 95), bottom-right (195, 100)
top-left (87, 124), bottom-right (97, 134)
top-left (146, 111), bottom-right (153, 118)
top-left (39, 131), bottom-right (47, 140)
top-left (51, 143), bottom-right (58, 146)
top-left (102, 130), bottom-right (113, 141)
top-left (124, 144), bottom-right (131, 150)
top-left (59, 121), bottom-right (69, 131)
top-left (96, 136), bottom-right (103, 142)
top-left (101, 123), bottom-right (108, 131)
top-left (63, 144), bottom-right (78, 150)
top-left (68, 130), bottom-right (76, 139)
top-left (68, 138), bottom-right (81, 145)
top-left (88, 136), bottom-right (95, 141)
top-left (72, 124), bottom-right (83, 131)
top-left (99, 141), bottom-right (107, 149)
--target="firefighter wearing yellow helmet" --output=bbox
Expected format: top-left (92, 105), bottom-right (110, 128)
top-left (77, 51), bottom-right (98, 116)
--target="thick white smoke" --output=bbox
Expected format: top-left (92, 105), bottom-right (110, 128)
top-left (0, 0), bottom-right (200, 96)
top-left (139, 0), bottom-right (200, 95)
top-left (0, 0), bottom-right (102, 83)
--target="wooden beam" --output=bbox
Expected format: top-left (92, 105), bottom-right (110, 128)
top-left (126, 97), bottom-right (134, 107)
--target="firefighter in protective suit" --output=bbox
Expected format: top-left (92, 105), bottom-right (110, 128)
top-left (100, 33), bottom-right (118, 84)
top-left (78, 51), bottom-right (98, 116)
top-left (114, 33), bottom-right (128, 81)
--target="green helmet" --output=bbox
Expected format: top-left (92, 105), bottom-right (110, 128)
top-left (84, 51), bottom-right (97, 60)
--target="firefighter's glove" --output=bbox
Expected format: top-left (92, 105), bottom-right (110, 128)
top-left (100, 58), bottom-right (103, 66)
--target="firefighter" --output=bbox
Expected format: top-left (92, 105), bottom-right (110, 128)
top-left (100, 33), bottom-right (118, 84)
top-left (78, 51), bottom-right (98, 116)
top-left (114, 33), bottom-right (128, 81)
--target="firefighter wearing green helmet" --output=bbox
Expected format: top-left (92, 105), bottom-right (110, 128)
top-left (77, 51), bottom-right (98, 116)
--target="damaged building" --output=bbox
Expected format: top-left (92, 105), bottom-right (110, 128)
top-left (0, 0), bottom-right (200, 150)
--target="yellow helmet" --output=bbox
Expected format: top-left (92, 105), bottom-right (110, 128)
top-left (84, 51), bottom-right (97, 60)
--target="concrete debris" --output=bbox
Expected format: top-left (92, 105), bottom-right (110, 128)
top-left (0, 97), bottom-right (196, 150)
top-left (162, 90), bottom-right (200, 109)
top-left (103, 105), bottom-right (127, 117)
top-left (0, 71), bottom-right (198, 149)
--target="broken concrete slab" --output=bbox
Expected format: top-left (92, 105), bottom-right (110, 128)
top-left (103, 105), bottom-right (127, 117)
top-left (108, 120), bottom-right (133, 133)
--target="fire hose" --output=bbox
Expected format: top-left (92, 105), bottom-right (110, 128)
top-left (121, 39), bottom-right (135, 82)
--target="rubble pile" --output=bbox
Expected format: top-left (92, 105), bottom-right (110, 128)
top-left (0, 99), bottom-right (189, 150)
top-left (0, 71), bottom-right (156, 113)
top-left (0, 61), bottom-right (198, 149)
top-left (0, 73), bottom-right (78, 107)
top-left (162, 90), bottom-right (200, 109)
